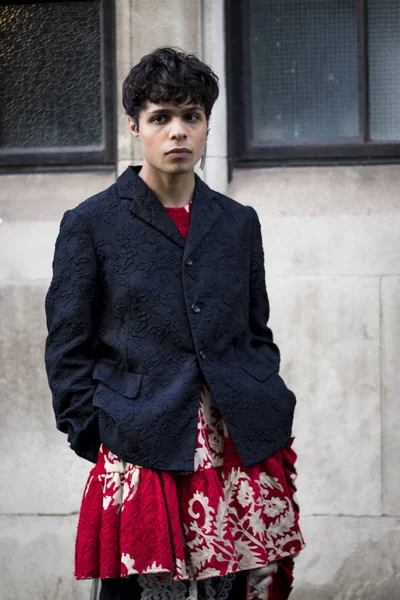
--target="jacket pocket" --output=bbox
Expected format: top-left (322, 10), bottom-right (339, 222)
top-left (241, 355), bottom-right (278, 383)
top-left (93, 362), bottom-right (143, 398)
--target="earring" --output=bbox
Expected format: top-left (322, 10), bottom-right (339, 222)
top-left (200, 142), bottom-right (207, 170)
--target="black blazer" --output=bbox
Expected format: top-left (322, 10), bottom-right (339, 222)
top-left (45, 166), bottom-right (296, 471)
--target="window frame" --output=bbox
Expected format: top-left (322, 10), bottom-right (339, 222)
top-left (225, 0), bottom-right (400, 168)
top-left (0, 0), bottom-right (116, 169)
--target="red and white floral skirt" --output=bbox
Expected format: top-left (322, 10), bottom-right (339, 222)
top-left (75, 384), bottom-right (305, 598)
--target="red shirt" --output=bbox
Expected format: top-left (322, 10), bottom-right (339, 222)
top-left (164, 201), bottom-right (192, 239)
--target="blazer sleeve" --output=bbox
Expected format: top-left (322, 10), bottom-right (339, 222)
top-left (248, 206), bottom-right (281, 371)
top-left (44, 209), bottom-right (100, 463)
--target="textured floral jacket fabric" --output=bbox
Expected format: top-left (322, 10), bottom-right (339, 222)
top-left (44, 166), bottom-right (296, 471)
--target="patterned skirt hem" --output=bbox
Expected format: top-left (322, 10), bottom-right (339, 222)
top-left (75, 440), bottom-right (304, 582)
top-left (75, 548), bottom-right (301, 582)
top-left (75, 384), bottom-right (305, 586)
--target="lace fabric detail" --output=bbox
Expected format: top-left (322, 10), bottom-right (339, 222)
top-left (137, 576), bottom-right (196, 600)
top-left (136, 574), bottom-right (235, 600)
top-left (134, 572), bottom-right (237, 600)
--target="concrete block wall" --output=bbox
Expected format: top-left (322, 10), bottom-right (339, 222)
top-left (0, 172), bottom-right (115, 600)
top-left (229, 165), bottom-right (400, 598)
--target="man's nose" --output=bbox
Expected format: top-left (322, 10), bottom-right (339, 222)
top-left (169, 118), bottom-right (187, 138)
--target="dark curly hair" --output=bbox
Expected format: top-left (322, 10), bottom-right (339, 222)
top-left (122, 46), bottom-right (219, 126)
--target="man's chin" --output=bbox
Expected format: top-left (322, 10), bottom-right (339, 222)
top-left (162, 162), bottom-right (195, 175)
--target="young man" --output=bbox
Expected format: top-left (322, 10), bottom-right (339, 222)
top-left (45, 47), bottom-right (304, 600)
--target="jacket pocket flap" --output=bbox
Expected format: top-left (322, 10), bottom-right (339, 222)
top-left (93, 362), bottom-right (142, 398)
top-left (241, 356), bottom-right (278, 383)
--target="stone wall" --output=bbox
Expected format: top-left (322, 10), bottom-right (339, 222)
top-left (0, 172), bottom-right (114, 600)
top-left (229, 165), bottom-right (400, 598)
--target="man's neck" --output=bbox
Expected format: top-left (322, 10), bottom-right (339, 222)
top-left (138, 162), bottom-right (195, 208)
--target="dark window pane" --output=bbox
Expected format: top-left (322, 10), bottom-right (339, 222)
top-left (249, 0), bottom-right (359, 143)
top-left (0, 2), bottom-right (103, 151)
top-left (368, 0), bottom-right (400, 141)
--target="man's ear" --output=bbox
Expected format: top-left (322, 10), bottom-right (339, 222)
top-left (128, 116), bottom-right (139, 138)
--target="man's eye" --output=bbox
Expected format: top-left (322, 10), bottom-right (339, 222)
top-left (153, 115), bottom-right (167, 123)
top-left (186, 114), bottom-right (199, 122)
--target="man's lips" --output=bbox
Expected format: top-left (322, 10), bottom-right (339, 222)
top-left (166, 148), bottom-right (191, 155)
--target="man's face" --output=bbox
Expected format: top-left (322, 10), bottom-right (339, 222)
top-left (129, 102), bottom-right (208, 175)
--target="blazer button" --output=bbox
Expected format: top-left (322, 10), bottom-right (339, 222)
top-left (185, 257), bottom-right (193, 266)
top-left (199, 350), bottom-right (206, 360)
top-left (191, 303), bottom-right (201, 313)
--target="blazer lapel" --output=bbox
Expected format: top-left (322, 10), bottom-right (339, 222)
top-left (183, 175), bottom-right (222, 260)
top-left (117, 166), bottom-right (185, 248)
top-left (117, 166), bottom-right (223, 254)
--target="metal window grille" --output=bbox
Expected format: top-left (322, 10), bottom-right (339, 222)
top-left (0, 0), bottom-right (115, 168)
top-left (226, 0), bottom-right (400, 166)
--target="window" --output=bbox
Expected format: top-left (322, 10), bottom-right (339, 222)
top-left (0, 0), bottom-right (115, 168)
top-left (226, 0), bottom-right (400, 166)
